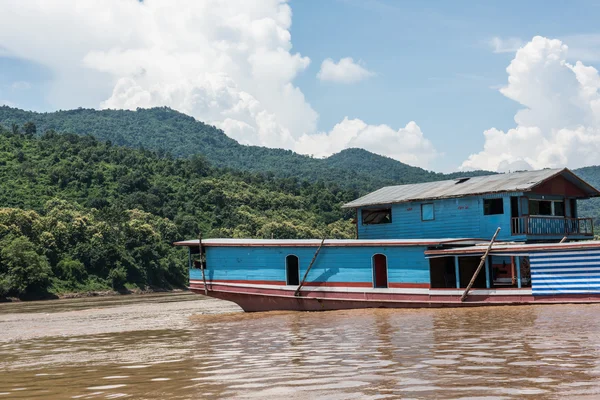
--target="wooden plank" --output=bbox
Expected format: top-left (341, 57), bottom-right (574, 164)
top-left (460, 227), bottom-right (501, 302)
top-left (294, 238), bottom-right (326, 297)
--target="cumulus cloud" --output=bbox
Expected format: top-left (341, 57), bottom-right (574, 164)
top-left (317, 57), bottom-right (374, 83)
top-left (0, 0), bottom-right (437, 168)
top-left (489, 37), bottom-right (524, 54)
top-left (463, 36), bottom-right (600, 172)
top-left (296, 118), bottom-right (437, 168)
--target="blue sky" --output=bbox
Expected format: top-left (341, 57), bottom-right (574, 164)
top-left (290, 0), bottom-right (600, 170)
top-left (2, 0), bottom-right (600, 172)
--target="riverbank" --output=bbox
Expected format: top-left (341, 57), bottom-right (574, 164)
top-left (0, 292), bottom-right (241, 341)
top-left (0, 287), bottom-right (188, 303)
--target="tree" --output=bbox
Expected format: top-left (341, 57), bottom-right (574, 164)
top-left (0, 236), bottom-right (52, 295)
top-left (108, 264), bottom-right (127, 290)
top-left (23, 121), bottom-right (37, 137)
top-left (56, 258), bottom-right (87, 282)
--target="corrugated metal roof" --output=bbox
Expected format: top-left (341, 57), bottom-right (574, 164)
top-left (173, 238), bottom-right (489, 247)
top-left (343, 168), bottom-right (599, 208)
top-left (425, 240), bottom-right (600, 256)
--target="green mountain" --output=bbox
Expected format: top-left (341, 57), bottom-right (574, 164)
top-left (0, 106), bottom-right (488, 192)
top-left (0, 126), bottom-right (356, 299)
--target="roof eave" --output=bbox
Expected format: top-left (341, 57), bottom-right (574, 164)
top-left (342, 189), bottom-right (527, 209)
top-left (528, 167), bottom-right (600, 198)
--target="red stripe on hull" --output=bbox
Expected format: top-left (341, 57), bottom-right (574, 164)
top-left (193, 280), bottom-right (430, 289)
top-left (189, 283), bottom-right (600, 312)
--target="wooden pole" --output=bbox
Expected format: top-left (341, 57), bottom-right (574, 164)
top-left (294, 238), bottom-right (326, 297)
top-left (460, 227), bottom-right (501, 302)
top-left (559, 236), bottom-right (568, 243)
top-left (511, 256), bottom-right (516, 286)
top-left (198, 233), bottom-right (208, 295)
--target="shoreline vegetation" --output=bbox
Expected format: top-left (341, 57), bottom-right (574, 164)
top-left (0, 287), bottom-right (188, 303)
top-left (0, 121), bottom-right (355, 301)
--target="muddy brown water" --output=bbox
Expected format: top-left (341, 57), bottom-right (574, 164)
top-left (2, 293), bottom-right (600, 399)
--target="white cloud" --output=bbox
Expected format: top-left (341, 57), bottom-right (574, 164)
top-left (0, 0), bottom-right (437, 168)
top-left (317, 57), bottom-right (374, 83)
top-left (489, 37), bottom-right (524, 54)
top-left (296, 118), bottom-right (438, 168)
top-left (463, 35), bottom-right (600, 172)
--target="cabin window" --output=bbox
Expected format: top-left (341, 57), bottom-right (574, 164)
top-left (421, 203), bottom-right (434, 221)
top-left (554, 201), bottom-right (565, 217)
top-left (483, 198), bottom-right (504, 215)
top-left (529, 199), bottom-right (565, 217)
top-left (362, 208), bottom-right (392, 224)
top-left (286, 255), bottom-right (300, 285)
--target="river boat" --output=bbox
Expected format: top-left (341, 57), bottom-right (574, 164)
top-left (175, 168), bottom-right (600, 311)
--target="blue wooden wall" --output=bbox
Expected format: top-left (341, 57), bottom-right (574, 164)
top-left (190, 245), bottom-right (430, 285)
top-left (357, 194), bottom-right (524, 241)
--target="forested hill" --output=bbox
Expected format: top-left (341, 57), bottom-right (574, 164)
top-left (0, 125), bottom-right (356, 299)
top-left (0, 106), bottom-right (487, 192)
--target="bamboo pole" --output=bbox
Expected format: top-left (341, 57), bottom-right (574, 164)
top-left (294, 238), bottom-right (326, 297)
top-left (198, 233), bottom-right (208, 295)
top-left (460, 227), bottom-right (501, 302)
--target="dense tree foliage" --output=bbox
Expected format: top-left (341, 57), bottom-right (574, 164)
top-left (0, 106), bottom-right (490, 192)
top-left (0, 124), bottom-right (356, 298)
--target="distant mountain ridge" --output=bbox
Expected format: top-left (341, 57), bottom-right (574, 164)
top-left (0, 106), bottom-right (490, 193)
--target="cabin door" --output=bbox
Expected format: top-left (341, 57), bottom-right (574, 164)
top-left (373, 254), bottom-right (388, 288)
top-left (511, 196), bottom-right (520, 234)
top-left (511, 196), bottom-right (519, 217)
top-left (286, 255), bottom-right (300, 285)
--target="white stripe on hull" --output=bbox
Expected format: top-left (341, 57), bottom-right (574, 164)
top-left (189, 280), bottom-right (532, 296)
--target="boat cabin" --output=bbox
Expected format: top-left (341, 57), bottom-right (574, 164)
top-left (343, 168), bottom-right (599, 243)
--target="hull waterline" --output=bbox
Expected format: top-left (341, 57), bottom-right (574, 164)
top-left (189, 283), bottom-right (600, 312)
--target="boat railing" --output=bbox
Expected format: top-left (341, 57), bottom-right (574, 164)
top-left (511, 216), bottom-right (594, 236)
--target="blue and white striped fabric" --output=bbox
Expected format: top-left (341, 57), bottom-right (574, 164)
top-left (531, 250), bottom-right (600, 295)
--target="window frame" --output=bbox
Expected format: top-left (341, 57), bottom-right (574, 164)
top-left (483, 198), bottom-right (504, 216)
top-left (528, 199), bottom-right (565, 217)
top-left (421, 203), bottom-right (435, 221)
top-left (361, 208), bottom-right (393, 225)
